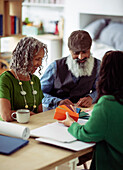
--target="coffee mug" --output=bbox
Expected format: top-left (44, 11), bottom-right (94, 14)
top-left (11, 109), bottom-right (30, 123)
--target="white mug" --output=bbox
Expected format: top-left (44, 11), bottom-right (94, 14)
top-left (11, 109), bottom-right (30, 123)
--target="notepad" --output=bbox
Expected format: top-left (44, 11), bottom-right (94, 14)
top-left (0, 135), bottom-right (29, 155)
top-left (31, 122), bottom-right (77, 143)
top-left (36, 137), bottom-right (95, 151)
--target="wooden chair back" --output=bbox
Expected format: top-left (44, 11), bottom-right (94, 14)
top-left (0, 59), bottom-right (10, 75)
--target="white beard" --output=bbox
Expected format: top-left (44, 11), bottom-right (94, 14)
top-left (66, 55), bottom-right (94, 78)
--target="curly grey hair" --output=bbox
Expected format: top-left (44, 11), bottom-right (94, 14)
top-left (10, 37), bottom-right (48, 76)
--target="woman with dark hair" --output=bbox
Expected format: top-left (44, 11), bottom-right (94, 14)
top-left (0, 37), bottom-right (48, 121)
top-left (96, 51), bottom-right (123, 104)
top-left (60, 51), bottom-right (123, 170)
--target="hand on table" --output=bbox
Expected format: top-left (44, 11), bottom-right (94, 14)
top-left (30, 111), bottom-right (35, 116)
top-left (59, 112), bottom-right (75, 127)
top-left (58, 99), bottom-right (74, 106)
top-left (77, 96), bottom-right (92, 108)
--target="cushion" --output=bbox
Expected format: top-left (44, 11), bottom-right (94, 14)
top-left (83, 19), bottom-right (109, 40)
top-left (98, 22), bottom-right (123, 50)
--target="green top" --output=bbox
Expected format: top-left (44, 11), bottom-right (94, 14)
top-left (0, 71), bottom-right (44, 120)
top-left (68, 95), bottom-right (123, 170)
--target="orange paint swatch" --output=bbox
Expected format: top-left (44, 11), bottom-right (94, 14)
top-left (54, 105), bottom-right (79, 122)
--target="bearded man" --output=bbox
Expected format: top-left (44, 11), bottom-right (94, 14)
top-left (40, 30), bottom-right (101, 110)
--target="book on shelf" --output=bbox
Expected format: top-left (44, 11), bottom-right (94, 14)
top-left (10, 16), bottom-right (15, 34)
top-left (0, 14), bottom-right (3, 36)
top-left (10, 15), bottom-right (19, 35)
top-left (14, 16), bottom-right (19, 34)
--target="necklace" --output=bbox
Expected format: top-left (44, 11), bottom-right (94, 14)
top-left (15, 71), bottom-right (37, 111)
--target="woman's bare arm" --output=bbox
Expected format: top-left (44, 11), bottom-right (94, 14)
top-left (38, 103), bottom-right (43, 113)
top-left (0, 98), bottom-right (43, 121)
top-left (0, 98), bottom-right (13, 121)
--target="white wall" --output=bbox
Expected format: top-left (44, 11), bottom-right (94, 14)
top-left (76, 0), bottom-right (123, 16)
top-left (22, 0), bottom-right (123, 57)
top-left (63, 0), bottom-right (123, 56)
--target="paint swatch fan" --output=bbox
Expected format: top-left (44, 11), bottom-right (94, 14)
top-left (54, 105), bottom-right (79, 122)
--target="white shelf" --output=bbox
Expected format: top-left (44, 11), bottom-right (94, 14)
top-left (22, 2), bottom-right (64, 8)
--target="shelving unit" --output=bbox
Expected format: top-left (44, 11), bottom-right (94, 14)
top-left (0, 0), bottom-right (5, 37)
top-left (0, 0), bottom-right (64, 73)
top-left (0, 0), bottom-right (23, 67)
top-left (22, 0), bottom-right (65, 69)
top-left (22, 2), bottom-right (64, 8)
top-left (0, 0), bottom-right (22, 37)
top-left (5, 0), bottom-right (22, 36)
top-left (22, 0), bottom-right (65, 36)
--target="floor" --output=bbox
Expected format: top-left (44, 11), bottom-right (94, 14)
top-left (50, 160), bottom-right (92, 170)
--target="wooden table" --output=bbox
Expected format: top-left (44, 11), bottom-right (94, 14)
top-left (0, 108), bottom-right (94, 170)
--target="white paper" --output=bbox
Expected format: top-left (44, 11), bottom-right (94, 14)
top-left (0, 121), bottom-right (30, 140)
top-left (84, 109), bottom-right (93, 116)
top-left (77, 119), bottom-right (88, 125)
top-left (36, 137), bottom-right (95, 151)
top-left (31, 122), bottom-right (77, 143)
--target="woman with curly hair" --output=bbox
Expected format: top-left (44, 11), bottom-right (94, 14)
top-left (0, 37), bottom-right (48, 121)
top-left (60, 51), bottom-right (123, 170)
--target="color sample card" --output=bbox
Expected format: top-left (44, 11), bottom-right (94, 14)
top-left (54, 105), bottom-right (79, 121)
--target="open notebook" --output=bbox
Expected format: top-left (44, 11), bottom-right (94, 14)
top-left (31, 122), bottom-right (77, 143)
top-left (31, 122), bottom-right (95, 151)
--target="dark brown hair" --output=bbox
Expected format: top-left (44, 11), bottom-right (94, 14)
top-left (96, 51), bottom-right (123, 104)
top-left (68, 30), bottom-right (92, 52)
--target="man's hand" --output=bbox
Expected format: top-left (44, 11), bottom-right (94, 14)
top-left (59, 112), bottom-right (75, 127)
top-left (58, 99), bottom-right (74, 106)
top-left (77, 96), bottom-right (92, 107)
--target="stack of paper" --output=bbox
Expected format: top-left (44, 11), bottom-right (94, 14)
top-left (36, 137), bottom-right (95, 151)
top-left (30, 122), bottom-right (95, 151)
top-left (31, 122), bottom-right (76, 143)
